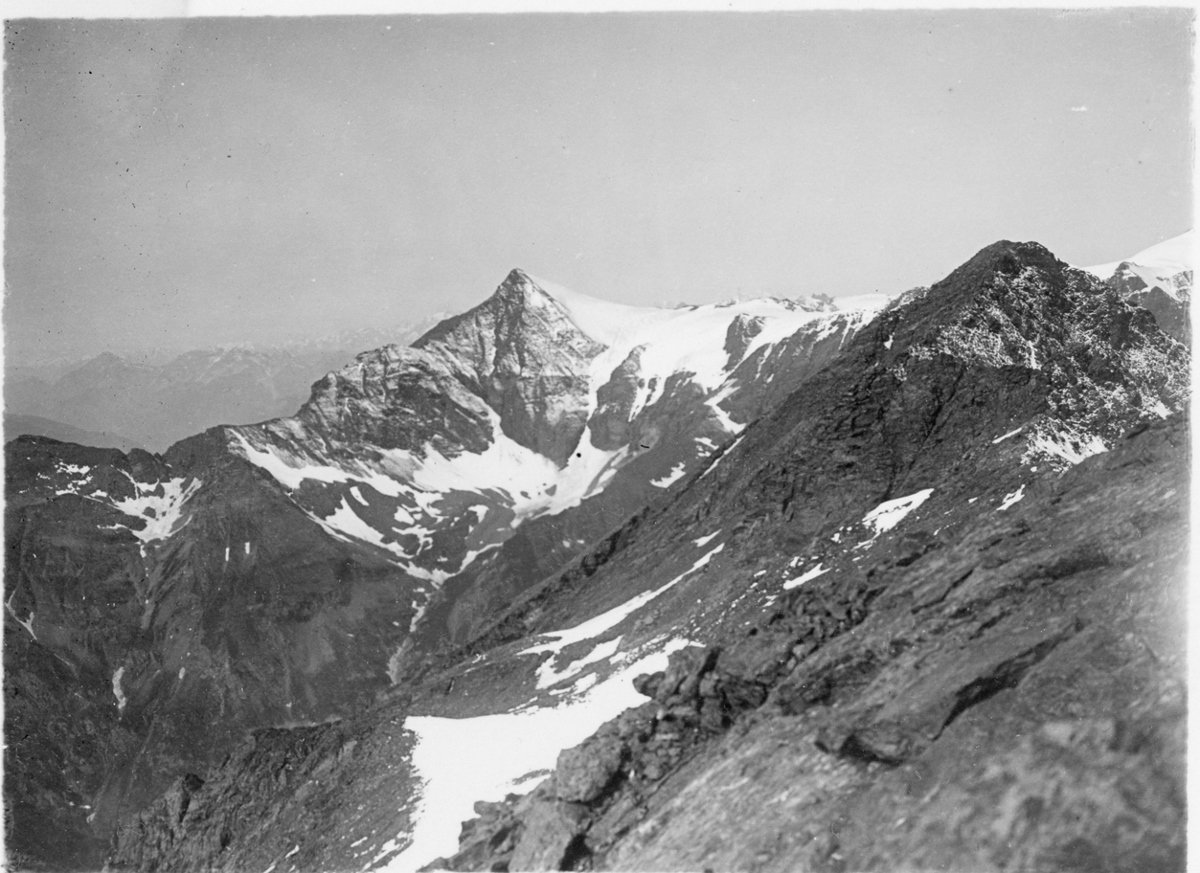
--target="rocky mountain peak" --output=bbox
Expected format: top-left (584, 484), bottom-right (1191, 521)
top-left (501, 266), bottom-right (536, 290)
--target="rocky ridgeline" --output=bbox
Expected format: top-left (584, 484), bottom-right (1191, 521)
top-left (99, 240), bottom-right (1187, 873)
top-left (431, 414), bottom-right (1186, 872)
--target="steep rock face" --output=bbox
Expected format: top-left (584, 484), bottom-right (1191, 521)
top-left (104, 241), bottom-right (1187, 873)
top-left (1085, 230), bottom-right (1192, 344)
top-left (4, 433), bottom-right (422, 869)
top-left (1107, 268), bottom-right (1190, 343)
top-left (413, 269), bottom-right (606, 466)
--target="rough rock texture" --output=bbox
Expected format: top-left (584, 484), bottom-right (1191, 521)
top-left (108, 709), bottom-right (424, 873)
top-left (412, 269), bottom-right (606, 466)
top-left (99, 241), bottom-right (1187, 873)
top-left (591, 346), bottom-right (650, 451)
top-left (1105, 261), bottom-right (1191, 344)
top-left (438, 414), bottom-right (1187, 872)
top-left (4, 434), bottom-right (419, 869)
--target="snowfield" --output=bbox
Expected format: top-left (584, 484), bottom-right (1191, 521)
top-left (860, 489), bottom-right (934, 539)
top-left (1083, 230), bottom-right (1193, 299)
top-left (381, 638), bottom-right (697, 873)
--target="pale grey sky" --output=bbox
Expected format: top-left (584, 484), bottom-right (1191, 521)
top-left (4, 9), bottom-right (1193, 363)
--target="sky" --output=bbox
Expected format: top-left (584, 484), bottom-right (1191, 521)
top-left (3, 6), bottom-right (1194, 364)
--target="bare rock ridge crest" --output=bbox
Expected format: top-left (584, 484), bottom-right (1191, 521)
top-left (3, 237), bottom-right (1190, 872)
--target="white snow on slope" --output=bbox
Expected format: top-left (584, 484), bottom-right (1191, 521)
top-left (46, 463), bottom-right (200, 549)
top-left (699, 433), bottom-right (745, 480)
top-left (112, 666), bottom-right (127, 714)
top-left (313, 498), bottom-right (401, 554)
top-left (860, 489), bottom-right (934, 539)
top-left (107, 475), bottom-right (202, 546)
top-left (235, 410), bottom-right (627, 529)
top-left (992, 426), bottom-right (1023, 444)
top-left (998, 484), bottom-right (1026, 511)
top-left (519, 542), bottom-right (725, 663)
top-left (230, 432), bottom-right (410, 497)
top-left (1083, 230), bottom-right (1193, 299)
top-left (530, 273), bottom-right (888, 437)
top-left (382, 639), bottom-right (697, 873)
top-left (784, 563), bottom-right (828, 590)
top-left (1022, 423), bottom-right (1107, 468)
top-left (5, 589), bottom-right (36, 641)
top-left (651, 462), bottom-right (687, 489)
top-left (535, 635), bottom-right (624, 690)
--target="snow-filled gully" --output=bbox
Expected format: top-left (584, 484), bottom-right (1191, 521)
top-left (377, 541), bottom-right (728, 871)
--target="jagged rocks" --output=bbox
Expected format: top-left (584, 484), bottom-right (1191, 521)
top-left (590, 346), bottom-right (649, 451)
top-left (439, 413), bottom-right (1186, 871)
top-left (413, 269), bottom-right (607, 466)
top-left (556, 735), bottom-right (626, 803)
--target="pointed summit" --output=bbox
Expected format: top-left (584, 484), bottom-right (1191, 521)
top-left (502, 267), bottom-right (535, 287)
top-left (941, 240), bottom-right (1065, 289)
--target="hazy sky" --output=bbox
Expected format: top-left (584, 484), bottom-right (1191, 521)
top-left (4, 8), bottom-right (1193, 363)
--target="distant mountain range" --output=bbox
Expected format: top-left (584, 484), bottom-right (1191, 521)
top-left (3, 319), bottom-right (446, 452)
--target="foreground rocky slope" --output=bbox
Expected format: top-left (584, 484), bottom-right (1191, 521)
top-left (4, 272), bottom-right (880, 870)
top-left (437, 414), bottom-right (1187, 872)
top-left (104, 241), bottom-right (1188, 872)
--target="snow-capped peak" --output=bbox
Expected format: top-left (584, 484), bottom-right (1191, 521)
top-left (524, 271), bottom-right (888, 354)
top-left (1083, 230), bottom-right (1193, 288)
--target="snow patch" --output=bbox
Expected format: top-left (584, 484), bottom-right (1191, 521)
top-left (5, 588), bottom-right (36, 641)
top-left (1084, 230), bottom-right (1193, 300)
top-left (860, 489), bottom-right (934, 539)
top-left (992, 426), bottom-right (1023, 444)
top-left (783, 563), bottom-right (828, 590)
top-left (112, 666), bottom-right (127, 714)
top-left (651, 462), bottom-right (687, 489)
top-left (535, 635), bottom-right (623, 690)
top-left (108, 475), bottom-right (202, 545)
top-left (998, 484), bottom-right (1026, 512)
top-left (520, 543), bottom-right (725, 660)
top-left (1023, 425), bottom-right (1107, 467)
top-left (382, 638), bottom-right (697, 873)
top-left (699, 433), bottom-right (745, 480)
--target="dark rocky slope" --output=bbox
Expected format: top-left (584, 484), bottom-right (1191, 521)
top-left (104, 241), bottom-right (1188, 872)
top-left (4, 435), bottom-right (421, 870)
top-left (440, 413), bottom-right (1186, 872)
